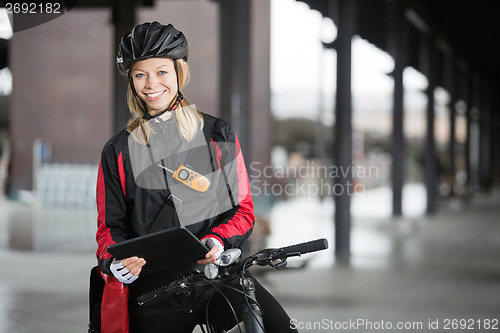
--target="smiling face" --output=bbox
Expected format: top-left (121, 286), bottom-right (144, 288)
top-left (131, 58), bottom-right (178, 116)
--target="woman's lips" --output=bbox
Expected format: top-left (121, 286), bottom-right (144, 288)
top-left (145, 90), bottom-right (166, 100)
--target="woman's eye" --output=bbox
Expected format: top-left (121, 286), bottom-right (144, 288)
top-left (158, 71), bottom-right (167, 75)
top-left (135, 73), bottom-right (145, 79)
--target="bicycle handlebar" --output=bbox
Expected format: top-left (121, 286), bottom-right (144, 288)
top-left (247, 238), bottom-right (329, 267)
top-left (275, 238), bottom-right (329, 257)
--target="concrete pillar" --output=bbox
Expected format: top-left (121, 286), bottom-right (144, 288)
top-left (460, 68), bottom-right (471, 191)
top-left (446, 56), bottom-right (458, 182)
top-left (387, 0), bottom-right (406, 216)
top-left (467, 75), bottom-right (480, 190)
top-left (333, 0), bottom-right (355, 260)
top-left (479, 85), bottom-right (491, 191)
top-left (249, 0), bottom-right (272, 169)
top-left (218, 0), bottom-right (251, 156)
top-left (112, 0), bottom-right (137, 133)
top-left (421, 34), bottom-right (438, 214)
top-left (491, 97), bottom-right (500, 186)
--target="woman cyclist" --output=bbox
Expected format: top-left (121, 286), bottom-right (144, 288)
top-left (95, 21), bottom-right (297, 333)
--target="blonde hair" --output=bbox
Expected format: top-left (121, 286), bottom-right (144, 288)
top-left (125, 58), bottom-right (204, 144)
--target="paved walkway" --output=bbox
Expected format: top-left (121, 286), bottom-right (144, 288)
top-left (0, 188), bottom-right (499, 333)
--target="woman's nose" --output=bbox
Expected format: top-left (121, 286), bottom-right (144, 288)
top-left (145, 75), bottom-right (159, 88)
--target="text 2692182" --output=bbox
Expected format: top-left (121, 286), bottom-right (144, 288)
top-left (5, 2), bottom-right (61, 14)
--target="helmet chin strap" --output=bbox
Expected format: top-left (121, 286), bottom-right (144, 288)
top-left (128, 59), bottom-right (183, 120)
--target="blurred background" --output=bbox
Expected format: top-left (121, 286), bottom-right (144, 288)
top-left (0, 0), bottom-right (499, 332)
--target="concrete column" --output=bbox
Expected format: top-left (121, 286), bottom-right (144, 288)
top-left (460, 68), bottom-right (471, 191)
top-left (479, 85), bottom-right (491, 191)
top-left (421, 34), bottom-right (438, 214)
top-left (467, 75), bottom-right (480, 190)
top-left (491, 97), bottom-right (500, 186)
top-left (250, 0), bottom-right (272, 169)
top-left (333, 0), bottom-right (355, 260)
top-left (112, 1), bottom-right (137, 133)
top-left (218, 0), bottom-right (251, 156)
top-left (447, 56), bottom-right (458, 182)
top-left (387, 0), bottom-right (406, 216)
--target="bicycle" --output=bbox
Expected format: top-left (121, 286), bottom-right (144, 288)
top-left (137, 238), bottom-right (329, 333)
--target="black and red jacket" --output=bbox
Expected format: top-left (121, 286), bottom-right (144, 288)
top-left (95, 112), bottom-right (255, 275)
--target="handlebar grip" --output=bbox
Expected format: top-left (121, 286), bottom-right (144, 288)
top-left (277, 238), bottom-right (328, 257)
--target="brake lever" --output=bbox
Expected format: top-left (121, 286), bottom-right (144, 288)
top-left (247, 248), bottom-right (278, 266)
top-left (269, 258), bottom-right (288, 270)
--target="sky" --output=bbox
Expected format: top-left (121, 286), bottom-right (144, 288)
top-left (271, 0), bottom-right (400, 95)
top-left (0, 9), bottom-right (12, 96)
top-left (0, 9), bottom-right (12, 39)
top-left (270, 0), bottom-right (430, 123)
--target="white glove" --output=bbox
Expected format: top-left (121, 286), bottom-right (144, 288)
top-left (110, 259), bottom-right (139, 284)
top-left (202, 237), bottom-right (224, 261)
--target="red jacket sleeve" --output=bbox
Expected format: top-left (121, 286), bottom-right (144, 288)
top-left (96, 142), bottom-right (129, 274)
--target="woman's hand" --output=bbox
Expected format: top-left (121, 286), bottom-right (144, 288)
top-left (198, 237), bottom-right (224, 265)
top-left (122, 256), bottom-right (147, 276)
top-left (197, 246), bottom-right (220, 265)
top-left (110, 256), bottom-right (146, 284)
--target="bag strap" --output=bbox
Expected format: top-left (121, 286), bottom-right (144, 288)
top-left (146, 113), bottom-right (216, 234)
top-left (202, 113), bottom-right (217, 171)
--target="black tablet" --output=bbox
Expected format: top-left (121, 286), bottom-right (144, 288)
top-left (107, 228), bottom-right (210, 276)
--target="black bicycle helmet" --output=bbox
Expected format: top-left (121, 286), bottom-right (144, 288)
top-left (117, 21), bottom-right (188, 73)
top-left (117, 22), bottom-right (188, 119)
